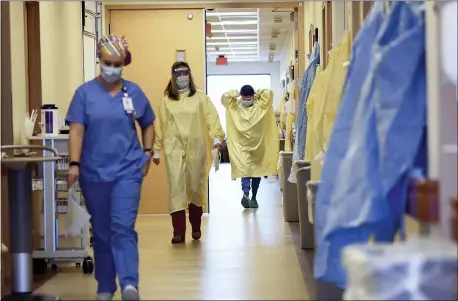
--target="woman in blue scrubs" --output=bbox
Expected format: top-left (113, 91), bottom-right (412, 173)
top-left (66, 34), bottom-right (155, 301)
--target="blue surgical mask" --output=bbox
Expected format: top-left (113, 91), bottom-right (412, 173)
top-left (100, 65), bottom-right (123, 83)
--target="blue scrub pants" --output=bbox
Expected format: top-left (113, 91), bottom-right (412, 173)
top-left (241, 177), bottom-right (261, 198)
top-left (80, 177), bottom-right (142, 294)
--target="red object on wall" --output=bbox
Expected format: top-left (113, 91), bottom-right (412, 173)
top-left (216, 56), bottom-right (227, 66)
top-left (205, 22), bottom-right (212, 37)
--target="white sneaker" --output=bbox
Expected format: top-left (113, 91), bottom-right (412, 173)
top-left (122, 285), bottom-right (140, 301)
top-left (97, 293), bottom-right (114, 300)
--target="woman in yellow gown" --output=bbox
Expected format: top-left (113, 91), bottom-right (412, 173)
top-left (152, 62), bottom-right (225, 244)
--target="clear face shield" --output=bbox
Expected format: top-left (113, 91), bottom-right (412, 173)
top-left (172, 66), bottom-right (190, 90)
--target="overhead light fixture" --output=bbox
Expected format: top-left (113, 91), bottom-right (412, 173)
top-left (206, 36), bottom-right (258, 40)
top-left (206, 12), bottom-right (258, 17)
top-left (206, 41), bottom-right (258, 46)
top-left (208, 55), bottom-right (258, 59)
top-left (209, 20), bottom-right (258, 25)
top-left (211, 29), bottom-right (257, 34)
top-left (210, 46), bottom-right (258, 51)
top-left (207, 58), bottom-right (260, 62)
top-left (207, 51), bottom-right (258, 55)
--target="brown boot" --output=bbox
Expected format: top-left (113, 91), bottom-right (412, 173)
top-left (188, 203), bottom-right (203, 240)
top-left (171, 210), bottom-right (186, 244)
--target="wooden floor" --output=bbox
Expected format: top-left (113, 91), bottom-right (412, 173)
top-left (34, 164), bottom-right (310, 300)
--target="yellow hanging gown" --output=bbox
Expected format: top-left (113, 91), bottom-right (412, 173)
top-left (153, 89), bottom-right (225, 213)
top-left (285, 81), bottom-right (297, 152)
top-left (221, 89), bottom-right (279, 180)
top-left (304, 30), bottom-right (352, 181)
top-left (278, 91), bottom-right (287, 131)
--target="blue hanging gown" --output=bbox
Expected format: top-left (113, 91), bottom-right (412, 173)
top-left (314, 1), bottom-right (428, 288)
top-left (288, 42), bottom-right (320, 183)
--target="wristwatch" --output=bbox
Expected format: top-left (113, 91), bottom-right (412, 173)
top-left (69, 161), bottom-right (80, 167)
top-left (144, 148), bottom-right (153, 155)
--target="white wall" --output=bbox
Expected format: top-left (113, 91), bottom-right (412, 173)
top-left (6, 2), bottom-right (84, 141)
top-left (207, 61), bottom-right (283, 109)
top-left (39, 1), bottom-right (83, 116)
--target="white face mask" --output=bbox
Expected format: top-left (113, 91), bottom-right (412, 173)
top-left (242, 99), bottom-right (253, 107)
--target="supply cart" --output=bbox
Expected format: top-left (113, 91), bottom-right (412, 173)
top-left (28, 135), bottom-right (94, 274)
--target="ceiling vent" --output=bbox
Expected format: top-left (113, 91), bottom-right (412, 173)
top-left (269, 44), bottom-right (276, 51)
top-left (274, 16), bottom-right (283, 23)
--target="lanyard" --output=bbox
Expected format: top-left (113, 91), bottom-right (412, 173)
top-left (123, 86), bottom-right (129, 98)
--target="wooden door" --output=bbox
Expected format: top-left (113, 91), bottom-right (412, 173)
top-left (109, 9), bottom-right (206, 214)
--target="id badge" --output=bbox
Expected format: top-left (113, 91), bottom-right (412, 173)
top-left (122, 97), bottom-right (134, 113)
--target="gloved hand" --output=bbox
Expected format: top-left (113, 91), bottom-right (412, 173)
top-left (228, 90), bottom-right (239, 98)
top-left (152, 150), bottom-right (160, 165)
top-left (215, 143), bottom-right (223, 151)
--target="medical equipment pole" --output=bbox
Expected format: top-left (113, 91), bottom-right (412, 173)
top-left (1, 145), bottom-right (61, 301)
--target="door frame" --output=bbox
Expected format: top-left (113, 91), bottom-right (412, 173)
top-left (105, 2), bottom-right (305, 214)
top-left (104, 1), bottom-right (306, 79)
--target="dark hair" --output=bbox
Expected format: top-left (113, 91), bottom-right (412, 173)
top-left (240, 85), bottom-right (255, 97)
top-left (164, 61), bottom-right (197, 101)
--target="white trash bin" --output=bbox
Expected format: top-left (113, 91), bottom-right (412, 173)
top-left (280, 152), bottom-right (298, 222)
top-left (296, 165), bottom-right (314, 249)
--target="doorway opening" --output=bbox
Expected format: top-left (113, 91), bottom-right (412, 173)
top-left (205, 7), bottom-right (295, 212)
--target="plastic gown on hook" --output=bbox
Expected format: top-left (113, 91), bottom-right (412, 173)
top-left (285, 83), bottom-right (297, 152)
top-left (305, 31), bottom-right (352, 182)
top-left (314, 1), bottom-right (428, 288)
top-left (288, 42), bottom-right (320, 183)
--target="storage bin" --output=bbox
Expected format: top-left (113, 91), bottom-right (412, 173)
top-left (306, 181), bottom-right (320, 225)
top-left (296, 165), bottom-right (314, 249)
top-left (280, 152), bottom-right (298, 222)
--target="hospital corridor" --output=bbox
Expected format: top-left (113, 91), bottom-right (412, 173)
top-left (1, 1), bottom-right (457, 301)
top-left (33, 165), bottom-right (310, 300)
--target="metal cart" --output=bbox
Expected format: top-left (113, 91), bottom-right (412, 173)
top-left (28, 135), bottom-right (94, 274)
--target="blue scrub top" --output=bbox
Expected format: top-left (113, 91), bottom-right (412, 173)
top-left (66, 79), bottom-right (155, 183)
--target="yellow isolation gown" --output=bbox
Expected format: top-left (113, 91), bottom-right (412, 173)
top-left (285, 81), bottom-right (297, 152)
top-left (304, 30), bottom-right (352, 181)
top-left (278, 91), bottom-right (287, 131)
top-left (221, 89), bottom-right (279, 180)
top-left (153, 89), bottom-right (225, 213)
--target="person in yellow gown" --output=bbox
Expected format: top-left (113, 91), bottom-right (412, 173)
top-left (221, 85), bottom-right (279, 209)
top-left (152, 62), bottom-right (225, 244)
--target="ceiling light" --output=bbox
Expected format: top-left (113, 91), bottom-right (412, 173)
top-left (211, 29), bottom-right (257, 34)
top-left (207, 51), bottom-right (258, 55)
top-left (206, 36), bottom-right (258, 40)
top-left (206, 12), bottom-right (258, 17)
top-left (207, 53), bottom-right (258, 57)
top-left (206, 41), bottom-right (258, 46)
top-left (211, 46), bottom-right (258, 51)
top-left (209, 20), bottom-right (258, 25)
